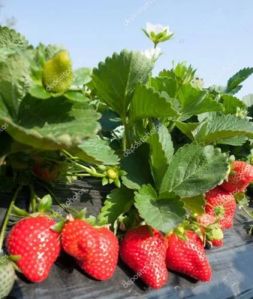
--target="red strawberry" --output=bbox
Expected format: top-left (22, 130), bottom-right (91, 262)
top-left (205, 187), bottom-right (236, 229)
top-left (61, 219), bottom-right (119, 281)
top-left (166, 230), bottom-right (212, 281)
top-left (6, 216), bottom-right (60, 283)
top-left (33, 161), bottom-right (60, 182)
top-left (61, 219), bottom-right (93, 260)
top-left (196, 213), bottom-right (224, 248)
top-left (220, 161), bottom-right (253, 193)
top-left (211, 239), bottom-right (224, 247)
top-left (120, 225), bottom-right (168, 289)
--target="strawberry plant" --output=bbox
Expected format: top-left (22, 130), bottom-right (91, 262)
top-left (1, 23), bottom-right (253, 295)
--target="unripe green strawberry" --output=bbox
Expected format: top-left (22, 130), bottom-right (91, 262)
top-left (120, 225), bottom-right (168, 289)
top-left (0, 256), bottom-right (16, 298)
top-left (42, 50), bottom-right (73, 93)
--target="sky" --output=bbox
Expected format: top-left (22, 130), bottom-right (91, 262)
top-left (0, 0), bottom-right (252, 96)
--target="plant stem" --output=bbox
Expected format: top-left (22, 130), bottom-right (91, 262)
top-left (0, 186), bottom-right (22, 251)
top-left (29, 185), bottom-right (36, 213)
top-left (38, 182), bottom-right (72, 214)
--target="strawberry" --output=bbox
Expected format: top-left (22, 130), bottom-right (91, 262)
top-left (166, 230), bottom-right (212, 281)
top-left (220, 161), bottom-right (253, 193)
top-left (33, 161), bottom-right (60, 182)
top-left (196, 213), bottom-right (224, 248)
top-left (61, 219), bottom-right (93, 260)
top-left (120, 225), bottom-right (168, 289)
top-left (205, 187), bottom-right (236, 229)
top-left (211, 239), bottom-right (224, 247)
top-left (61, 219), bottom-right (119, 281)
top-left (6, 216), bottom-right (60, 283)
top-left (0, 256), bottom-right (16, 298)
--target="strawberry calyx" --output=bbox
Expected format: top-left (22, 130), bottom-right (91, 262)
top-left (193, 213), bottom-right (224, 245)
top-left (170, 223), bottom-right (202, 242)
top-left (214, 206), bottom-right (225, 217)
top-left (205, 227), bottom-right (223, 241)
top-left (51, 210), bottom-right (101, 234)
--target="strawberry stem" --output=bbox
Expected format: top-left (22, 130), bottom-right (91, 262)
top-left (29, 185), bottom-right (37, 213)
top-left (0, 186), bottom-right (22, 251)
top-left (37, 181), bottom-right (72, 214)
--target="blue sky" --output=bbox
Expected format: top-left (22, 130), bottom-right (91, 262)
top-left (0, 0), bottom-right (252, 96)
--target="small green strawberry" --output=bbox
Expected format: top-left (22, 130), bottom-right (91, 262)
top-left (0, 255), bottom-right (16, 298)
top-left (42, 50), bottom-right (73, 93)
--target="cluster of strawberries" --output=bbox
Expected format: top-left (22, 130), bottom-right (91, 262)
top-left (5, 161), bottom-right (253, 289)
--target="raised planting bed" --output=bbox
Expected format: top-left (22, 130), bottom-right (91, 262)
top-left (1, 181), bottom-right (253, 299)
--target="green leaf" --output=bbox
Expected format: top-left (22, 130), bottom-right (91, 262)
top-left (149, 124), bottom-right (174, 188)
top-left (134, 185), bottom-right (186, 233)
top-left (0, 26), bottom-right (29, 49)
top-left (222, 95), bottom-right (247, 115)
top-left (226, 67), bottom-right (253, 94)
top-left (193, 114), bottom-right (253, 144)
top-left (173, 62), bottom-right (196, 84)
top-left (1, 95), bottom-right (100, 151)
top-left (92, 50), bottom-right (153, 117)
top-left (181, 195), bottom-right (205, 214)
top-left (159, 144), bottom-right (229, 197)
top-left (121, 144), bottom-right (153, 190)
top-left (130, 85), bottom-right (179, 122)
top-left (71, 67), bottom-right (92, 89)
top-left (148, 76), bottom-right (177, 98)
top-left (29, 84), bottom-right (52, 99)
top-left (178, 84), bottom-right (223, 119)
top-left (218, 136), bottom-right (248, 146)
top-left (51, 221), bottom-right (65, 233)
top-left (175, 121), bottom-right (198, 140)
top-left (38, 194), bottom-right (52, 212)
top-left (0, 49), bottom-right (31, 118)
top-left (74, 136), bottom-right (119, 165)
top-left (12, 205), bottom-right (29, 217)
top-left (242, 94), bottom-right (253, 107)
top-left (64, 91), bottom-right (89, 103)
top-left (98, 187), bottom-right (134, 225)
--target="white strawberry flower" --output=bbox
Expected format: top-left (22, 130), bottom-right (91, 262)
top-left (143, 22), bottom-right (173, 46)
top-left (142, 47), bottom-right (162, 61)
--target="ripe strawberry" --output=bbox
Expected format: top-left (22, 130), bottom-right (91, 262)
top-left (6, 216), bottom-right (60, 283)
top-left (120, 225), bottom-right (168, 289)
top-left (205, 187), bottom-right (236, 229)
top-left (61, 219), bottom-right (93, 260)
top-left (196, 213), bottom-right (224, 248)
top-left (33, 161), bottom-right (60, 182)
top-left (166, 230), bottom-right (212, 281)
top-left (220, 161), bottom-right (253, 193)
top-left (211, 239), bottom-right (224, 247)
top-left (61, 219), bottom-right (119, 281)
top-left (0, 256), bottom-right (16, 298)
